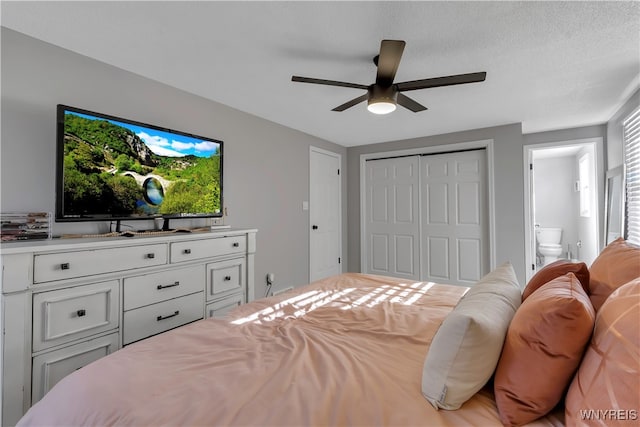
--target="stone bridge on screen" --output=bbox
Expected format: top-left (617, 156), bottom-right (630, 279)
top-left (121, 171), bottom-right (172, 192)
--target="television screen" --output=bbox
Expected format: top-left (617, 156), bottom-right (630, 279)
top-left (56, 105), bottom-right (223, 223)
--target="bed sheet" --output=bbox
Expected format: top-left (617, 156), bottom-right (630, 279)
top-left (18, 273), bottom-right (564, 426)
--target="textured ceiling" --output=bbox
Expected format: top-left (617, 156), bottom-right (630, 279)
top-left (2, 1), bottom-right (639, 146)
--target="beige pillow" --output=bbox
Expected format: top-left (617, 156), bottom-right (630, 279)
top-left (421, 262), bottom-right (521, 410)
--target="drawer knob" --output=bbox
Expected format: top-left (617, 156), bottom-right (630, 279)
top-left (146, 253), bottom-right (155, 259)
top-left (224, 275), bottom-right (232, 281)
top-left (157, 281), bottom-right (180, 290)
top-left (76, 309), bottom-right (86, 317)
top-left (157, 310), bottom-right (180, 321)
top-left (232, 242), bottom-right (240, 248)
top-left (183, 249), bottom-right (191, 254)
top-left (60, 263), bottom-right (70, 270)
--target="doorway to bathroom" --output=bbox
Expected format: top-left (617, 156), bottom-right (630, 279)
top-left (523, 138), bottom-right (603, 282)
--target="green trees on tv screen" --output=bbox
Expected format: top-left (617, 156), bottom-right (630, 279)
top-left (63, 114), bottom-right (221, 216)
top-left (158, 156), bottom-right (221, 215)
top-left (63, 155), bottom-right (144, 215)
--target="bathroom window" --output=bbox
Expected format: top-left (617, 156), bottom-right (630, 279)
top-left (579, 153), bottom-right (591, 217)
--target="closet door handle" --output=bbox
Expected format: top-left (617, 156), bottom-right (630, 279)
top-left (312, 225), bottom-right (318, 230)
top-left (157, 310), bottom-right (180, 321)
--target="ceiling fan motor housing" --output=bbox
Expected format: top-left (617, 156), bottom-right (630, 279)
top-left (368, 84), bottom-right (397, 106)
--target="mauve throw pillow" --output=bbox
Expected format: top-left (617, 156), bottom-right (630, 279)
top-left (589, 238), bottom-right (640, 312)
top-left (494, 273), bottom-right (595, 427)
top-left (565, 278), bottom-right (640, 427)
top-left (522, 259), bottom-right (590, 301)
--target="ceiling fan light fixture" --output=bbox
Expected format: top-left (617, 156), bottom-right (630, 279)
top-left (367, 100), bottom-right (396, 115)
top-left (367, 85), bottom-right (397, 115)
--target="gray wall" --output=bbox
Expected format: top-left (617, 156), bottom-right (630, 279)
top-left (0, 28), bottom-right (347, 297)
top-left (533, 155), bottom-right (578, 254)
top-left (523, 125), bottom-right (606, 147)
top-left (347, 123), bottom-right (529, 284)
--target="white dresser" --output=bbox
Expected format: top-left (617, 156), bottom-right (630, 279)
top-left (0, 228), bottom-right (257, 426)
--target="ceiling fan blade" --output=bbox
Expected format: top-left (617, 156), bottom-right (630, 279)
top-left (292, 76), bottom-right (368, 90)
top-left (397, 93), bottom-right (428, 112)
top-left (396, 72), bottom-right (487, 92)
top-left (332, 94), bottom-right (369, 112)
top-left (376, 40), bottom-right (405, 87)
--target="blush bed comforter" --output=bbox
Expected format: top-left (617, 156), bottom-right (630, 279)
top-left (18, 273), bottom-right (564, 426)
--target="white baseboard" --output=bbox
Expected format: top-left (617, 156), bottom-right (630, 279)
top-left (273, 286), bottom-right (293, 297)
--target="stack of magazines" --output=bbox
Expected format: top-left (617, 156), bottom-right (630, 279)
top-left (0, 212), bottom-right (52, 241)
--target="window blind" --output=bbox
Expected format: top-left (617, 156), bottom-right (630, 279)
top-left (624, 107), bottom-right (640, 245)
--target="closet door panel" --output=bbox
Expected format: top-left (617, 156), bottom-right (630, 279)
top-left (364, 156), bottom-right (420, 280)
top-left (421, 150), bottom-right (488, 286)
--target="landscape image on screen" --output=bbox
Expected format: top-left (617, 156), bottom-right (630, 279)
top-left (62, 111), bottom-right (222, 218)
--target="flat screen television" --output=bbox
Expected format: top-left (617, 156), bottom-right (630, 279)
top-left (55, 105), bottom-right (223, 230)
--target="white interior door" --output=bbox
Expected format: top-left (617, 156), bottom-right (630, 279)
top-left (364, 156), bottom-right (421, 280)
top-left (420, 149), bottom-right (488, 286)
top-left (309, 147), bottom-right (342, 282)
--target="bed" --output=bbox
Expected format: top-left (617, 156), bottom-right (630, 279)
top-left (17, 238), bottom-right (640, 427)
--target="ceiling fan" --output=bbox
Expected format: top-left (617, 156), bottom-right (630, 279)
top-left (292, 40), bottom-right (486, 115)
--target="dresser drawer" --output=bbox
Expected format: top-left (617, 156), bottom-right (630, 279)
top-left (206, 293), bottom-right (244, 319)
top-left (122, 292), bottom-right (203, 345)
top-left (33, 281), bottom-right (119, 352)
top-left (123, 266), bottom-right (204, 311)
top-left (34, 244), bottom-right (167, 283)
top-left (32, 332), bottom-right (119, 404)
top-left (170, 236), bottom-right (246, 263)
top-left (206, 257), bottom-right (246, 300)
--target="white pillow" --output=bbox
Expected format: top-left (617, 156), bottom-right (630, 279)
top-left (421, 262), bottom-right (521, 410)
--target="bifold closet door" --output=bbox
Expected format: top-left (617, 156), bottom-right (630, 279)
top-left (420, 150), bottom-right (488, 286)
top-left (364, 155), bottom-right (420, 280)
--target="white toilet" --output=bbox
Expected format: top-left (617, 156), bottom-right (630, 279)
top-left (536, 227), bottom-right (563, 265)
